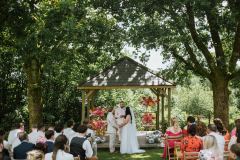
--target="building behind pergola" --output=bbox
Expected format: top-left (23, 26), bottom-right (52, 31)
top-left (78, 56), bottom-right (176, 129)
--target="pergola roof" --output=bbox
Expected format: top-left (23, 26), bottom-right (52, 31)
top-left (78, 56), bottom-right (175, 90)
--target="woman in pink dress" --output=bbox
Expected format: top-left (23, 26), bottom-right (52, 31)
top-left (162, 117), bottom-right (183, 158)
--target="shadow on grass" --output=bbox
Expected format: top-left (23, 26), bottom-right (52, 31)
top-left (98, 148), bottom-right (163, 160)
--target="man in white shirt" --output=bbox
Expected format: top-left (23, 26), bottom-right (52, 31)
top-left (83, 119), bottom-right (97, 156)
top-left (115, 101), bottom-right (126, 141)
top-left (207, 124), bottom-right (225, 153)
top-left (70, 125), bottom-right (97, 160)
top-left (63, 120), bottom-right (75, 140)
top-left (28, 124), bottom-right (38, 144)
top-left (8, 122), bottom-right (24, 150)
top-left (107, 107), bottom-right (118, 153)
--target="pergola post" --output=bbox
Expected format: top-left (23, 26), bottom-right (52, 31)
top-left (167, 88), bottom-right (172, 125)
top-left (156, 90), bottom-right (160, 130)
top-left (161, 89), bottom-right (165, 124)
top-left (81, 90), bottom-right (86, 124)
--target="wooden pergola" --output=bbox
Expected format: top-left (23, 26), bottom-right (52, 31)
top-left (78, 56), bottom-right (176, 129)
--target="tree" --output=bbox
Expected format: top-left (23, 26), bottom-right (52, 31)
top-left (1, 0), bottom-right (124, 127)
top-left (92, 0), bottom-right (240, 126)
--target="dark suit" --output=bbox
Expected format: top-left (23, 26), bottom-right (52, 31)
top-left (45, 140), bottom-right (54, 153)
top-left (13, 141), bottom-right (35, 159)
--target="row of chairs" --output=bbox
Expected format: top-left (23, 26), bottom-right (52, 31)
top-left (165, 135), bottom-right (230, 160)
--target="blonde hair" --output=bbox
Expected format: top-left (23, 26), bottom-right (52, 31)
top-left (27, 150), bottom-right (44, 160)
top-left (171, 117), bottom-right (179, 126)
top-left (203, 135), bottom-right (219, 150)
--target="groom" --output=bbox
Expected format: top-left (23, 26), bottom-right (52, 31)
top-left (115, 101), bottom-right (126, 141)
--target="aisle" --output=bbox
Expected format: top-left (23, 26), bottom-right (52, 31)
top-left (97, 148), bottom-right (163, 160)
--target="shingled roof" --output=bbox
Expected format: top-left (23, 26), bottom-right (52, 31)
top-left (78, 56), bottom-right (175, 89)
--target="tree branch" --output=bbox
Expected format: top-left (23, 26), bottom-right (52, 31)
top-left (186, 3), bottom-right (216, 72)
top-left (170, 48), bottom-right (211, 79)
top-left (205, 1), bottom-right (226, 71)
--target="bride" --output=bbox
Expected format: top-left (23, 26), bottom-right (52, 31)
top-left (119, 107), bottom-right (145, 154)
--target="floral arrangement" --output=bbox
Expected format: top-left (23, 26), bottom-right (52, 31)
top-left (142, 112), bottom-right (155, 125)
top-left (140, 96), bottom-right (158, 108)
top-left (89, 106), bottom-right (107, 136)
top-left (90, 107), bottom-right (106, 117)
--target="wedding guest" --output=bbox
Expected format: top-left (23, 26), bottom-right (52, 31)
top-left (228, 120), bottom-right (240, 150)
top-left (230, 143), bottom-right (240, 160)
top-left (199, 135), bottom-right (223, 160)
top-left (54, 123), bottom-right (64, 139)
top-left (13, 132), bottom-right (35, 159)
top-left (115, 101), bottom-right (126, 141)
top-left (28, 124), bottom-right (38, 144)
top-left (162, 117), bottom-right (183, 158)
top-left (207, 124), bottom-right (225, 153)
top-left (181, 124), bottom-right (202, 154)
top-left (107, 107), bottom-right (118, 153)
top-left (11, 132), bottom-right (22, 152)
top-left (45, 135), bottom-right (73, 160)
top-left (34, 142), bottom-right (47, 154)
top-left (70, 125), bottom-right (97, 160)
top-left (83, 119), bottom-right (97, 156)
top-left (231, 118), bottom-right (240, 137)
top-left (69, 123), bottom-right (80, 144)
top-left (0, 138), bottom-right (10, 160)
top-left (182, 116), bottom-right (195, 136)
top-left (196, 121), bottom-right (207, 138)
top-left (45, 130), bottom-right (55, 153)
top-left (0, 130), bottom-right (9, 150)
top-left (213, 118), bottom-right (230, 140)
top-left (27, 150), bottom-right (44, 160)
top-left (8, 122), bottom-right (24, 148)
top-left (63, 120), bottom-right (75, 140)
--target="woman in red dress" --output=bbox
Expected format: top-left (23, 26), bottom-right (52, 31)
top-left (162, 117), bottom-right (183, 158)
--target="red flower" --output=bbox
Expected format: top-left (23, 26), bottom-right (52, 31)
top-left (90, 107), bottom-right (106, 117)
top-left (142, 113), bottom-right (155, 125)
top-left (141, 96), bottom-right (158, 107)
top-left (91, 120), bottom-right (107, 130)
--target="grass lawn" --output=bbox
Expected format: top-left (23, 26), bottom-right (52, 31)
top-left (97, 148), bottom-right (163, 160)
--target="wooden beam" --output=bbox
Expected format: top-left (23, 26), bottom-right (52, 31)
top-left (168, 88), bottom-right (172, 125)
top-left (156, 90), bottom-right (160, 130)
top-left (150, 88), bottom-right (158, 96)
top-left (161, 93), bottom-right (165, 124)
top-left (81, 91), bottom-right (86, 124)
top-left (78, 85), bottom-right (176, 90)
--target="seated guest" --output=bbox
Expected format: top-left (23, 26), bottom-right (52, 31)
top-left (54, 123), bottom-right (64, 139)
top-left (213, 118), bottom-right (230, 141)
top-left (11, 132), bottom-right (22, 152)
top-left (70, 125), bottom-right (97, 160)
top-left (45, 135), bottom-right (73, 160)
top-left (228, 120), bottom-right (240, 150)
top-left (0, 130), bottom-right (9, 150)
top-left (45, 130), bottom-right (55, 153)
top-left (182, 116), bottom-right (195, 136)
top-left (199, 135), bottom-right (223, 160)
top-left (231, 118), bottom-right (240, 137)
top-left (36, 123), bottom-right (46, 143)
top-left (83, 119), bottom-right (97, 156)
top-left (162, 117), bottom-right (183, 158)
top-left (35, 142), bottom-right (47, 153)
top-left (181, 124), bottom-right (202, 154)
top-left (63, 120), bottom-right (75, 140)
top-left (0, 138), bottom-right (10, 160)
top-left (28, 124), bottom-right (38, 144)
top-left (207, 124), bottom-right (225, 153)
top-left (230, 143), bottom-right (240, 160)
top-left (69, 123), bottom-right (80, 143)
top-left (13, 132), bottom-right (35, 159)
top-left (196, 121), bottom-right (207, 138)
top-left (8, 122), bottom-right (24, 149)
top-left (27, 150), bottom-right (44, 160)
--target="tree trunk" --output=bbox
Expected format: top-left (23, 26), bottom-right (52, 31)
top-left (212, 76), bottom-right (230, 128)
top-left (24, 58), bottom-right (42, 128)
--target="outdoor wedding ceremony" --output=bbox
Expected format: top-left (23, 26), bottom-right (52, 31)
top-left (1, 0), bottom-right (240, 160)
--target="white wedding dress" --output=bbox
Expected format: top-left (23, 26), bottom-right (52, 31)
top-left (120, 108), bottom-right (145, 154)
